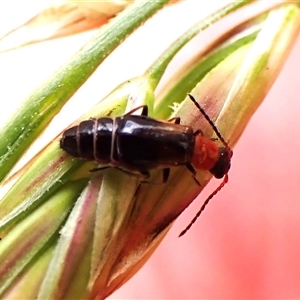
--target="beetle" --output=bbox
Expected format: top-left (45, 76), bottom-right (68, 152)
top-left (60, 94), bottom-right (233, 235)
top-left (60, 94), bottom-right (232, 183)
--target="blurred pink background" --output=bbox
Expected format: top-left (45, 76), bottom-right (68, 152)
top-left (0, 1), bottom-right (300, 299)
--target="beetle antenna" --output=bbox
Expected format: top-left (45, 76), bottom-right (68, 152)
top-left (188, 94), bottom-right (230, 149)
top-left (179, 94), bottom-right (232, 237)
top-left (179, 174), bottom-right (228, 237)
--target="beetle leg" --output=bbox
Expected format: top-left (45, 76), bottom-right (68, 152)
top-left (90, 166), bottom-right (111, 172)
top-left (194, 130), bottom-right (217, 141)
top-left (90, 165), bottom-right (149, 181)
top-left (125, 105), bottom-right (148, 117)
top-left (162, 168), bottom-right (170, 183)
top-left (185, 163), bottom-right (201, 186)
top-left (140, 169), bottom-right (171, 184)
top-left (168, 117), bottom-right (181, 124)
top-left (90, 166), bottom-right (169, 185)
top-left (142, 168), bottom-right (170, 184)
top-left (194, 129), bottom-right (204, 136)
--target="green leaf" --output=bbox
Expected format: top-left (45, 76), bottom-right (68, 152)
top-left (0, 179), bottom-right (87, 296)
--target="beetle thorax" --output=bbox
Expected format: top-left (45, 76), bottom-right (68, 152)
top-left (191, 135), bottom-right (220, 171)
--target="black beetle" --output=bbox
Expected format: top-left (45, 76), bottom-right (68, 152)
top-left (60, 94), bottom-right (233, 235)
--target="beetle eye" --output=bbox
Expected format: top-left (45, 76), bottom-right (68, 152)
top-left (209, 147), bottom-right (231, 179)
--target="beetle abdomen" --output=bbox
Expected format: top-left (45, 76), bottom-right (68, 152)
top-left (94, 118), bottom-right (113, 162)
top-left (60, 118), bottom-right (113, 163)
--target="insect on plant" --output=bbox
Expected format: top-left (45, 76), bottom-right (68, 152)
top-left (60, 94), bottom-right (233, 235)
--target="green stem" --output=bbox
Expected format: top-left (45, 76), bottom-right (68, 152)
top-left (146, 0), bottom-right (254, 91)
